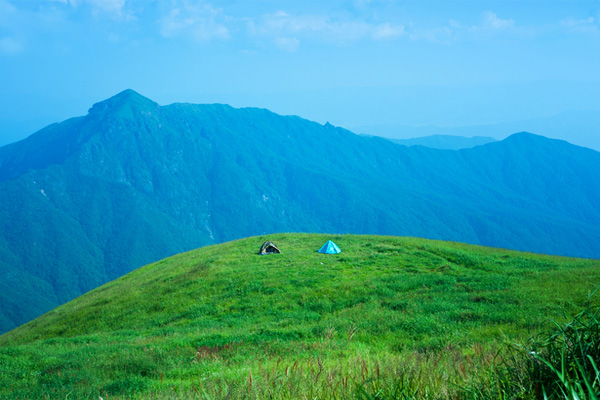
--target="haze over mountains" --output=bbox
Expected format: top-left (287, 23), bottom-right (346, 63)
top-left (0, 89), bottom-right (599, 333)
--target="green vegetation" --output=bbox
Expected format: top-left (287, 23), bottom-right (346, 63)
top-left (1, 233), bottom-right (599, 399)
top-left (1, 90), bottom-right (600, 333)
top-left (513, 298), bottom-right (600, 399)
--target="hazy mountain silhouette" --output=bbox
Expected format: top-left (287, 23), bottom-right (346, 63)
top-left (386, 135), bottom-right (497, 149)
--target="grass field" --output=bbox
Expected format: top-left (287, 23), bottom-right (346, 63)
top-left (1, 233), bottom-right (599, 399)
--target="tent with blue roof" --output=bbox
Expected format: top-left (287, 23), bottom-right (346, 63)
top-left (318, 240), bottom-right (341, 254)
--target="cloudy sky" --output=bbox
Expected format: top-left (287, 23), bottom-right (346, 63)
top-left (1, 0), bottom-right (599, 147)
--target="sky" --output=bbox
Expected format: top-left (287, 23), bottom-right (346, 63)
top-left (1, 0), bottom-right (599, 148)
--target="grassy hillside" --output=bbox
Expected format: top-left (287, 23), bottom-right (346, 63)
top-left (1, 233), bottom-right (599, 399)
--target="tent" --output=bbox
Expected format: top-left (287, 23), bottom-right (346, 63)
top-left (318, 240), bottom-right (341, 254)
top-left (259, 241), bottom-right (281, 255)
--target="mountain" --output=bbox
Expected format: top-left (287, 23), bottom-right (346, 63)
top-left (356, 109), bottom-right (600, 152)
top-left (1, 234), bottom-right (599, 399)
top-left (0, 89), bottom-right (599, 334)
top-left (386, 134), bottom-right (497, 149)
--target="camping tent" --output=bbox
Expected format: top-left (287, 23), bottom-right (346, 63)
top-left (318, 240), bottom-right (341, 254)
top-left (259, 241), bottom-right (281, 255)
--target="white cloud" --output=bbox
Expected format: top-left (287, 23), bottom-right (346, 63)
top-left (48, 0), bottom-right (133, 20)
top-left (349, 0), bottom-right (397, 12)
top-left (409, 25), bottom-right (455, 44)
top-left (371, 22), bottom-right (404, 39)
top-left (160, 8), bottom-right (192, 37)
top-left (0, 0), bottom-right (17, 25)
top-left (0, 1), bottom-right (24, 54)
top-left (107, 32), bottom-right (120, 42)
top-left (448, 20), bottom-right (461, 29)
top-left (254, 10), bottom-right (404, 46)
top-left (258, 11), bottom-right (328, 35)
top-left (0, 36), bottom-right (22, 54)
top-left (273, 36), bottom-right (299, 52)
top-left (328, 21), bottom-right (372, 41)
top-left (482, 11), bottom-right (514, 30)
top-left (159, 3), bottom-right (230, 41)
top-left (560, 16), bottom-right (598, 34)
top-left (86, 0), bottom-right (126, 15)
top-left (194, 22), bottom-right (229, 41)
top-left (466, 11), bottom-right (516, 37)
top-left (561, 16), bottom-right (595, 27)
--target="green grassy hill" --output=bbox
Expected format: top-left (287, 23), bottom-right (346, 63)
top-left (1, 233), bottom-right (599, 399)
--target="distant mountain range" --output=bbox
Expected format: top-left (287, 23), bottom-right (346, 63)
top-left (1, 89), bottom-right (599, 333)
top-left (383, 135), bottom-right (497, 150)
top-left (356, 109), bottom-right (600, 151)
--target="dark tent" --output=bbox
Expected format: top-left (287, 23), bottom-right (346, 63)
top-left (259, 241), bottom-right (281, 255)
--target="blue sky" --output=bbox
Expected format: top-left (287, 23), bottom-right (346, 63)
top-left (1, 0), bottom-right (599, 148)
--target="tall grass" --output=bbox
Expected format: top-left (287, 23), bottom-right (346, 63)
top-left (524, 289), bottom-right (600, 399)
top-left (3, 303), bottom-right (599, 400)
top-left (135, 345), bottom-right (497, 400)
top-left (460, 288), bottom-right (600, 400)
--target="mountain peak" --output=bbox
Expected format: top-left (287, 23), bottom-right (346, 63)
top-left (502, 131), bottom-right (573, 148)
top-left (506, 131), bottom-right (538, 139)
top-left (88, 89), bottom-right (159, 117)
top-left (111, 89), bottom-right (149, 101)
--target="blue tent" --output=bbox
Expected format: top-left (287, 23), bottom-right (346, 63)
top-left (318, 240), bottom-right (341, 254)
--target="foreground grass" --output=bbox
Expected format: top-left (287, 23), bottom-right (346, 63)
top-left (1, 233), bottom-right (599, 399)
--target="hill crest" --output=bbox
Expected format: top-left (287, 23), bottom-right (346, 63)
top-left (3, 233), bottom-right (598, 345)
